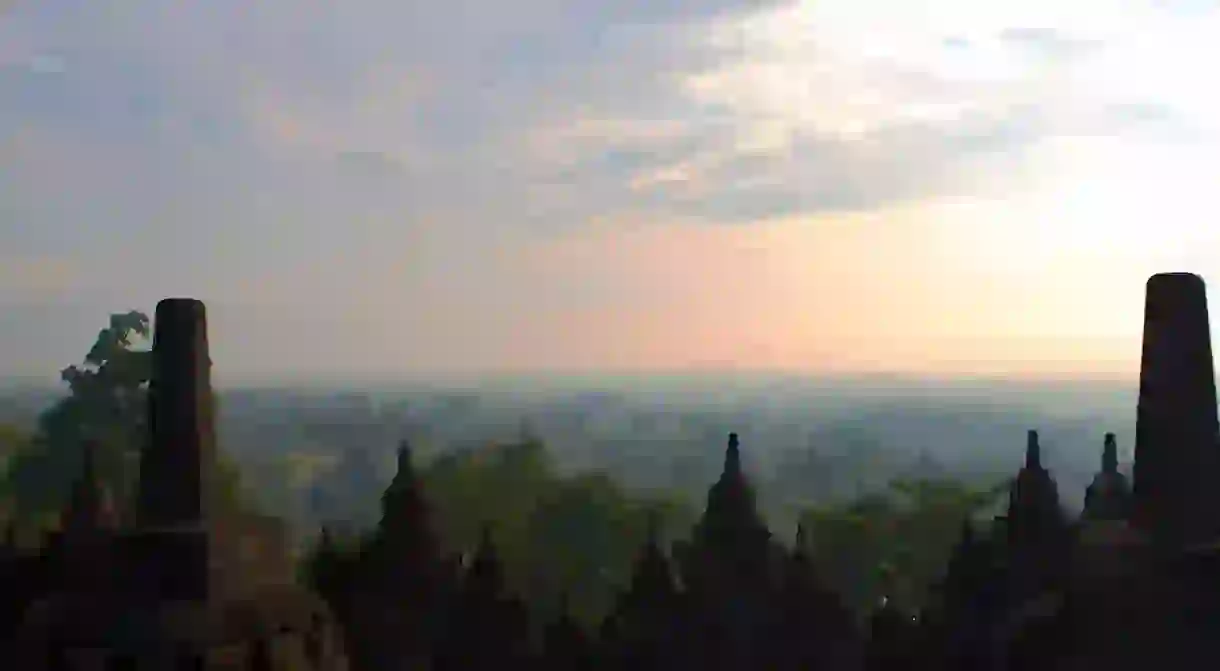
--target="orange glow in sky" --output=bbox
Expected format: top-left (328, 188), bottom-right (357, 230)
top-left (5, 0), bottom-right (1220, 381)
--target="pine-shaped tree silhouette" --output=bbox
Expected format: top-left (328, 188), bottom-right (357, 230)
top-left (434, 525), bottom-right (533, 671)
top-left (541, 593), bottom-right (596, 671)
top-left (766, 524), bottom-right (862, 671)
top-left (602, 512), bottom-right (681, 671)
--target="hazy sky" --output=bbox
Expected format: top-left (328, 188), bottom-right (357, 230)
top-left (3, 0), bottom-right (1220, 382)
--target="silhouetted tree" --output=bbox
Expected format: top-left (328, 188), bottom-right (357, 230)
top-left (3, 312), bottom-right (150, 520)
top-left (799, 476), bottom-right (1009, 614)
top-left (0, 310), bottom-right (244, 526)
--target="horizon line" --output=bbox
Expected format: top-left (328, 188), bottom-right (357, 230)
top-left (0, 369), bottom-right (1148, 387)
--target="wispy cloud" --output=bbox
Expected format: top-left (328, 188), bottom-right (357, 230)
top-left (2, 0), bottom-right (1218, 375)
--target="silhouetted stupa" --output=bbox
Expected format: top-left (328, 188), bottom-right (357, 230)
top-left (1132, 273), bottom-right (1220, 550)
top-left (15, 299), bottom-right (349, 669)
top-left (1082, 433), bottom-right (1132, 522)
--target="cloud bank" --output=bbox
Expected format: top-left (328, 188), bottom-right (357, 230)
top-left (1, 0), bottom-right (1217, 377)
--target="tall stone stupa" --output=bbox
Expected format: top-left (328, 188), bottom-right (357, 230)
top-left (1131, 273), bottom-right (1220, 551)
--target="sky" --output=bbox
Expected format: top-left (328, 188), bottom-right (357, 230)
top-left (3, 0), bottom-right (1220, 383)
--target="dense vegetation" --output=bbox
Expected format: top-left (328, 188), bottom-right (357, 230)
top-left (0, 309), bottom-right (1011, 622)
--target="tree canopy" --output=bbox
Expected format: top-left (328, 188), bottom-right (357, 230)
top-left (800, 476), bottom-right (1010, 613)
top-left (0, 309), bottom-right (247, 531)
top-left (416, 437), bottom-right (696, 627)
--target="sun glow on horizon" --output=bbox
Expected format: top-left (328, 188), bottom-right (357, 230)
top-left (5, 0), bottom-right (1220, 380)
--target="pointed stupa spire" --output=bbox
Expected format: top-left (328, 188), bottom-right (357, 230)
top-left (778, 520), bottom-right (828, 603)
top-left (1025, 429), bottom-right (1042, 469)
top-left (1102, 433), bottom-right (1119, 474)
top-left (645, 509), bottom-right (662, 546)
top-left (792, 521), bottom-right (813, 565)
top-left (725, 432), bottom-right (742, 476)
top-left (944, 518), bottom-right (978, 581)
top-left (876, 562), bottom-right (897, 609)
top-left (960, 517), bottom-right (975, 545)
top-left (396, 438), bottom-right (414, 476)
top-left (1084, 433), bottom-right (1133, 521)
top-left (472, 523), bottom-right (497, 572)
top-left (544, 588), bottom-right (591, 670)
top-left (620, 510), bottom-right (678, 616)
top-left (1007, 427), bottom-right (1068, 550)
top-left (467, 522), bottom-right (504, 596)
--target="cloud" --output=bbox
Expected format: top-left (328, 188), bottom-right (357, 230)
top-left (997, 27), bottom-right (1105, 59)
top-left (2, 0), bottom-right (1219, 375)
top-left (2, 0), bottom-right (1207, 247)
top-left (1153, 0), bottom-right (1220, 16)
top-left (493, 0), bottom-right (1196, 226)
